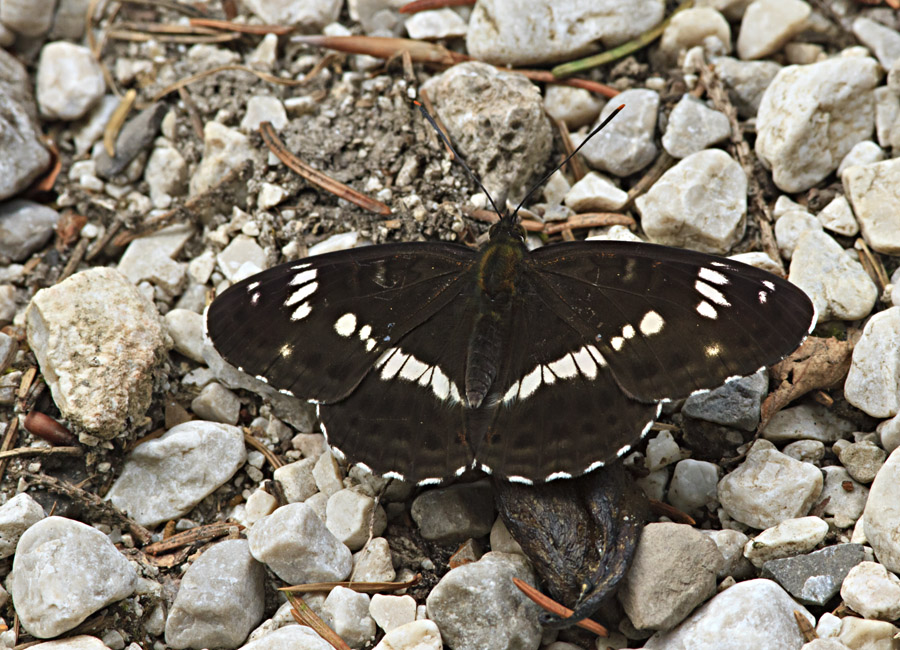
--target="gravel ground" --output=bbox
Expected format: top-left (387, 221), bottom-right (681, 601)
top-left (2, 1), bottom-right (900, 649)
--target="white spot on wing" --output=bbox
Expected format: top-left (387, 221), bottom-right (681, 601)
top-left (399, 355), bottom-right (429, 381)
top-left (572, 346), bottom-right (597, 378)
top-left (541, 365), bottom-right (556, 385)
top-left (291, 302), bottom-right (312, 321)
top-left (586, 345), bottom-right (607, 366)
top-left (586, 460), bottom-right (605, 472)
top-left (548, 354), bottom-right (578, 379)
top-left (255, 374), bottom-right (268, 384)
top-left (431, 366), bottom-right (450, 400)
top-left (696, 300), bottom-right (718, 319)
top-left (622, 324), bottom-right (635, 339)
top-left (418, 477), bottom-right (442, 486)
top-left (381, 350), bottom-right (408, 379)
top-left (639, 310), bottom-right (664, 336)
top-left (279, 344), bottom-right (293, 358)
top-left (246, 281), bottom-right (260, 291)
top-left (616, 444), bottom-right (632, 457)
top-left (758, 290), bottom-right (768, 304)
top-left (508, 475), bottom-right (534, 485)
top-left (518, 366), bottom-right (542, 400)
top-left (762, 280), bottom-right (775, 291)
top-left (705, 343), bottom-right (721, 358)
top-left (384, 471), bottom-right (405, 480)
top-left (291, 262), bottom-right (312, 270)
top-left (699, 267), bottom-right (729, 285)
top-left (289, 269), bottom-right (317, 286)
top-left (418, 366), bottom-right (434, 387)
top-left (696, 280), bottom-right (730, 307)
top-left (502, 381), bottom-right (520, 404)
top-left (611, 336), bottom-right (624, 351)
top-left (358, 324), bottom-right (372, 340)
top-left (285, 281), bottom-right (317, 306)
top-left (334, 312), bottom-right (357, 337)
top-left (545, 471), bottom-right (572, 481)
top-left (250, 292), bottom-right (260, 305)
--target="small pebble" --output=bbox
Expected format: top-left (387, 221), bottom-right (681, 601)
top-left (36, 41), bottom-right (106, 120)
top-left (863, 447), bottom-right (900, 573)
top-left (410, 482), bottom-right (494, 544)
top-left (736, 0), bottom-right (811, 60)
top-left (845, 307), bottom-right (900, 418)
top-left (743, 516), bottom-right (829, 567)
top-left (326, 488), bottom-right (387, 551)
top-left (840, 561), bottom-right (900, 621)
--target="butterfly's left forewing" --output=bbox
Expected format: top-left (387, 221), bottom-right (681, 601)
top-left (206, 242), bottom-right (478, 403)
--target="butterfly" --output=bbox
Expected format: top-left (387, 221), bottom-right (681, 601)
top-left (205, 106), bottom-right (816, 486)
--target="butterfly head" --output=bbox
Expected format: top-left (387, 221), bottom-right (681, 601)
top-left (489, 211), bottom-right (526, 245)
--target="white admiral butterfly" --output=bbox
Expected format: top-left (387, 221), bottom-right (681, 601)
top-left (205, 105), bottom-right (815, 485)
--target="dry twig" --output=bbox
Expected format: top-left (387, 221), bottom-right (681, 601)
top-left (512, 578), bottom-right (608, 636)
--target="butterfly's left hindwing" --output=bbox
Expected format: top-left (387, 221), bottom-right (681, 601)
top-left (206, 242), bottom-right (477, 403)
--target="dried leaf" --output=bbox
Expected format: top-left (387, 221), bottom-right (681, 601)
top-left (760, 337), bottom-right (855, 428)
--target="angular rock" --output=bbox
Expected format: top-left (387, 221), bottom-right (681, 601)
top-left (326, 488), bottom-right (387, 551)
top-left (165, 540), bottom-right (265, 650)
top-left (642, 579), bottom-right (813, 649)
top-left (0, 493), bottom-right (45, 559)
top-left (410, 481), bottom-right (494, 544)
top-left (369, 594), bottom-right (416, 633)
top-left (0, 200), bottom-right (59, 263)
top-left (105, 421), bottom-right (246, 526)
top-left (845, 307), bottom-right (900, 418)
top-left (564, 172), bottom-right (627, 212)
top-left (760, 543), bottom-right (865, 606)
top-left (816, 195), bottom-right (858, 237)
top-left (762, 403), bottom-right (855, 444)
top-left (662, 95), bottom-right (731, 158)
top-left (713, 56), bottom-right (782, 118)
top-left (755, 56), bottom-right (881, 192)
top-left (543, 86), bottom-right (603, 130)
top-left (852, 17), bottom-right (900, 70)
top-left (820, 466), bottom-right (868, 529)
top-left (667, 460), bottom-right (721, 518)
top-left (863, 446), bottom-right (900, 573)
top-left (191, 382), bottom-right (241, 425)
top-left (580, 88), bottom-right (659, 177)
top-left (426, 552), bottom-right (541, 650)
top-left (659, 7), bottom-right (731, 61)
top-left (422, 62), bottom-right (551, 205)
top-left (240, 625), bottom-right (332, 650)
top-left (164, 309), bottom-right (205, 363)
top-left (789, 230), bottom-right (877, 323)
top-left (636, 149), bottom-right (746, 254)
top-left (321, 587), bottom-right (376, 649)
top-left (372, 620), bottom-right (442, 650)
top-left (466, 0), bottom-right (664, 66)
top-left (26, 267), bottom-right (169, 440)
top-left (247, 502), bottom-right (352, 584)
top-left (351, 537), bottom-right (395, 583)
top-left (682, 369), bottom-right (767, 431)
top-left (36, 42), bottom-right (106, 121)
top-left (743, 516), bottom-right (828, 567)
top-left (840, 561), bottom-right (900, 621)
top-left (838, 618), bottom-right (900, 650)
top-left (838, 441), bottom-right (886, 484)
top-left (190, 122), bottom-right (255, 196)
top-left (619, 522), bottom-right (722, 631)
top-left (774, 209), bottom-right (822, 259)
top-left (717, 446), bottom-right (823, 529)
top-left (8, 517), bottom-right (137, 638)
top-left (242, 0), bottom-right (341, 30)
top-left (842, 158), bottom-right (900, 255)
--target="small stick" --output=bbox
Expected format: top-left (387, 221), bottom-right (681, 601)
top-left (399, 0), bottom-right (475, 13)
top-left (259, 122), bottom-right (392, 216)
top-left (143, 521), bottom-right (242, 555)
top-left (243, 431), bottom-right (284, 470)
top-left (544, 213), bottom-right (635, 234)
top-left (280, 574), bottom-right (421, 594)
top-left (0, 418), bottom-right (20, 484)
top-left (189, 17), bottom-right (294, 35)
top-left (512, 578), bottom-right (608, 636)
top-left (286, 593), bottom-right (352, 650)
top-left (0, 446), bottom-right (83, 460)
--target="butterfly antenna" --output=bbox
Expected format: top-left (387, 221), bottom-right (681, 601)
top-left (413, 100), bottom-right (505, 218)
top-left (511, 103), bottom-right (626, 218)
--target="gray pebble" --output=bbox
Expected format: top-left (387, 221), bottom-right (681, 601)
top-left (191, 382), bottom-right (241, 425)
top-left (581, 89), bottom-right (659, 177)
top-left (0, 200), bottom-right (59, 263)
top-left (662, 94), bottom-right (731, 158)
top-left (410, 481), bottom-right (494, 544)
top-left (682, 369), bottom-right (767, 431)
top-left (761, 543), bottom-right (866, 606)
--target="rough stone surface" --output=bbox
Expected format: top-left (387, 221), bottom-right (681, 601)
top-left (717, 446), bottom-right (823, 529)
top-left (864, 446), bottom-right (900, 573)
top-left (789, 229), bottom-right (877, 323)
top-left (659, 7), bottom-right (731, 61)
top-left (762, 403), bottom-right (855, 444)
top-left (820, 466), bottom-right (868, 529)
top-left (736, 0), bottom-right (811, 60)
top-left (165, 540), bottom-right (265, 650)
top-left (466, 0), bottom-right (665, 66)
top-left (816, 195), bottom-right (858, 237)
top-left (840, 561), bottom-right (900, 621)
top-left (117, 224), bottom-right (192, 296)
top-left (240, 625), bottom-right (332, 650)
top-left (713, 56), bottom-right (782, 118)
top-left (838, 618), bottom-right (900, 650)
top-left (0, 493), bottom-right (45, 559)
top-left (35, 42), bottom-right (105, 120)
top-left (372, 620), bottom-right (442, 650)
top-left (635, 149), bottom-right (746, 254)
top-left (326, 488), bottom-right (387, 551)
top-left (755, 56), bottom-right (881, 192)
top-left (743, 516), bottom-right (829, 567)
top-left (0, 200), bottom-right (58, 263)
top-left (426, 552), bottom-right (541, 650)
top-left (838, 441), bottom-right (886, 484)
top-left (8, 517), bottom-right (137, 638)
top-left (189, 121), bottom-right (254, 196)
top-left (682, 369), bottom-right (767, 431)
top-left (845, 307), bottom-right (900, 418)
top-left (580, 88), bottom-right (659, 177)
top-left (667, 459), bottom-right (721, 517)
top-left (410, 481), bottom-right (494, 544)
top-left (642, 579), bottom-right (814, 649)
top-left (321, 586), bottom-right (376, 649)
top-left (702, 529), bottom-right (754, 580)
top-left (105, 421), bottom-right (246, 526)
top-left (247, 502), bottom-right (352, 584)
top-left (842, 158), bottom-right (900, 255)
top-left (422, 62), bottom-right (551, 205)
top-left (760, 544), bottom-right (866, 606)
top-left (662, 95), bottom-right (731, 158)
top-left (619, 523), bottom-right (723, 631)
top-left (26, 267), bottom-right (170, 440)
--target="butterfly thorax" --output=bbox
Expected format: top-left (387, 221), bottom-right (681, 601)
top-left (465, 217), bottom-right (527, 409)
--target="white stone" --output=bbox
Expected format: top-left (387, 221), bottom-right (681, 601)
top-left (645, 430), bottom-right (684, 472)
top-left (668, 459), bottom-right (721, 517)
top-left (543, 86), bottom-right (604, 130)
top-left (736, 0), bottom-right (811, 60)
top-left (743, 516), bottom-right (829, 567)
top-left (642, 579), bottom-right (814, 649)
top-left (820, 466), bottom-right (867, 529)
top-left (840, 561), bottom-right (900, 621)
top-left (466, 0), bottom-right (665, 66)
top-left (874, 87), bottom-right (900, 150)
top-left (845, 307), bottom-right (900, 418)
top-left (105, 421), bottom-right (246, 526)
top-left (762, 403), bottom-right (855, 444)
top-left (36, 42), bottom-right (106, 121)
top-left (351, 537), bottom-right (395, 583)
top-left (241, 96), bottom-right (288, 132)
top-left (853, 17), bottom-right (900, 70)
top-left (258, 182), bottom-right (287, 209)
top-left (322, 586), bottom-right (376, 649)
top-left (817, 195), bottom-right (858, 237)
top-left (404, 8), bottom-right (467, 40)
top-left (878, 414), bottom-right (900, 454)
top-left (717, 446), bottom-right (823, 529)
top-left (864, 446), bottom-right (900, 573)
top-left (580, 88), bottom-right (659, 177)
top-left (29, 636), bottom-right (111, 650)
top-left (191, 382), bottom-right (241, 424)
top-left (662, 94), bottom-right (731, 158)
top-left (755, 56), bottom-right (881, 192)
top-left (0, 493), bottom-right (45, 559)
top-left (145, 146), bottom-right (187, 204)
top-left (842, 158), bottom-right (900, 256)
top-left (248, 502), bottom-right (352, 584)
top-left (164, 308), bottom-right (205, 363)
top-left (635, 148), bottom-right (746, 254)
top-left (372, 620), bottom-right (442, 650)
top-left (369, 594), bottom-right (417, 633)
top-left (789, 229), bottom-right (877, 323)
top-left (774, 209), bottom-right (822, 259)
top-left (308, 231), bottom-right (359, 256)
top-left (217, 235), bottom-right (267, 281)
top-left (8, 517), bottom-right (138, 638)
top-left (838, 141), bottom-right (886, 178)
top-left (273, 458), bottom-right (318, 503)
top-left (728, 251), bottom-right (783, 276)
top-left (244, 489), bottom-right (278, 525)
top-left (313, 450), bottom-right (343, 497)
top-left (659, 7), bottom-right (731, 61)
top-left (242, 0), bottom-right (341, 29)
top-left (26, 267), bottom-right (169, 439)
top-left (0, 0), bottom-right (55, 35)
top-left (563, 172), bottom-right (627, 212)
top-left (190, 122), bottom-right (254, 196)
top-left (326, 488), bottom-right (387, 551)
top-left (241, 625), bottom-right (332, 650)
top-left (838, 618), bottom-right (900, 650)
top-left (702, 529), bottom-right (754, 580)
